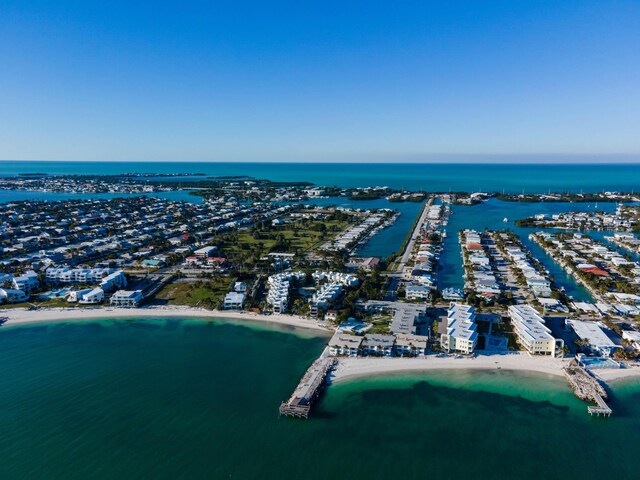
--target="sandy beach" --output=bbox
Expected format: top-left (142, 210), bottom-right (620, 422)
top-left (332, 352), bottom-right (570, 383)
top-left (0, 306), bottom-right (333, 334)
top-left (592, 364), bottom-right (640, 383)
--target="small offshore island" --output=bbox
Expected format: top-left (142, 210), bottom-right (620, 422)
top-left (2, 171), bottom-right (640, 423)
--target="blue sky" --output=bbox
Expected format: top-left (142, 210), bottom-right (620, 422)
top-left (0, 0), bottom-right (639, 162)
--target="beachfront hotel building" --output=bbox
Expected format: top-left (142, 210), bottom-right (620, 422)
top-left (110, 290), bottom-right (143, 307)
top-left (328, 332), bottom-right (363, 356)
top-left (395, 333), bottom-right (428, 356)
top-left (508, 305), bottom-right (563, 356)
top-left (362, 334), bottom-right (395, 357)
top-left (441, 303), bottom-right (478, 355)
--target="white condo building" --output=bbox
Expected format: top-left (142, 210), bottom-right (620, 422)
top-left (328, 332), bottom-right (363, 356)
top-left (110, 290), bottom-right (143, 307)
top-left (46, 267), bottom-right (126, 291)
top-left (441, 303), bottom-right (478, 354)
top-left (12, 270), bottom-right (39, 293)
top-left (78, 287), bottom-right (105, 304)
top-left (508, 305), bottom-right (563, 356)
top-left (266, 271), bottom-right (305, 313)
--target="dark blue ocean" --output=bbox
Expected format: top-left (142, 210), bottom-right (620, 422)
top-left (1, 160), bottom-right (639, 193)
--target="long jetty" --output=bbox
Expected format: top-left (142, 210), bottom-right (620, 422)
top-left (279, 356), bottom-right (337, 419)
top-left (564, 366), bottom-right (612, 417)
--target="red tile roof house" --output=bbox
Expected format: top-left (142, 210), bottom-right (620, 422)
top-left (579, 266), bottom-right (610, 276)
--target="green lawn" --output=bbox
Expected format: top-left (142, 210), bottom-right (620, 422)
top-left (220, 219), bottom-right (353, 260)
top-left (367, 314), bottom-right (392, 334)
top-left (153, 278), bottom-right (233, 308)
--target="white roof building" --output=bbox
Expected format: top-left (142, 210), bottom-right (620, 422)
top-left (223, 292), bottom-right (245, 310)
top-left (110, 290), bottom-right (143, 307)
top-left (567, 319), bottom-right (618, 357)
top-left (509, 305), bottom-right (562, 356)
top-left (78, 287), bottom-right (105, 304)
top-left (442, 303), bottom-right (478, 355)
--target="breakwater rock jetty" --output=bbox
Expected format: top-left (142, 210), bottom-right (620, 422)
top-left (564, 366), bottom-right (612, 417)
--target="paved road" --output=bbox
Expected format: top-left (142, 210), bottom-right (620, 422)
top-left (382, 197), bottom-right (434, 301)
top-left (395, 197), bottom-right (434, 275)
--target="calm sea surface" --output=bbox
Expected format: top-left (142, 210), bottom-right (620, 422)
top-left (1, 318), bottom-right (640, 479)
top-left (1, 160), bottom-right (640, 192)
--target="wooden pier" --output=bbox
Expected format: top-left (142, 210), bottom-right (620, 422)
top-left (564, 366), bottom-right (612, 417)
top-left (279, 356), bottom-right (337, 419)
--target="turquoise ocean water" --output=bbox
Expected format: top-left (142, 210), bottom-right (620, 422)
top-left (1, 160), bottom-right (640, 192)
top-left (1, 318), bottom-right (640, 479)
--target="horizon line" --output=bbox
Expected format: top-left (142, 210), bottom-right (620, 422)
top-left (2, 156), bottom-right (640, 165)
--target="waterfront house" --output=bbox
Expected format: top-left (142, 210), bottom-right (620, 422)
top-left (78, 287), bottom-right (105, 304)
top-left (110, 290), bottom-right (143, 307)
top-left (67, 288), bottom-right (93, 302)
top-left (223, 292), bottom-right (245, 310)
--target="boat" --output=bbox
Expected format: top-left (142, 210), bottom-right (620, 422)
top-left (503, 217), bottom-right (508, 223)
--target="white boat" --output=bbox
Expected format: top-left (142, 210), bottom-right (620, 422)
top-left (503, 217), bottom-right (508, 223)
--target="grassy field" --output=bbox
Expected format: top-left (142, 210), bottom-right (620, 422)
top-left (153, 278), bottom-right (233, 308)
top-left (220, 218), bottom-right (353, 259)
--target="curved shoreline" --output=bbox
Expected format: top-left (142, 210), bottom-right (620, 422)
top-left (0, 306), bottom-right (333, 335)
top-left (4, 308), bottom-right (640, 385)
top-left (332, 354), bottom-right (569, 383)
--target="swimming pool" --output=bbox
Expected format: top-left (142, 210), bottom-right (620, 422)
top-left (580, 357), bottom-right (620, 369)
top-left (37, 288), bottom-right (70, 300)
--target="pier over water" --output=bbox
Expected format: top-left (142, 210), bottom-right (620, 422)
top-left (279, 355), bottom-right (336, 419)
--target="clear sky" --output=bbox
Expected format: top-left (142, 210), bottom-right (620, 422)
top-left (1, 0), bottom-right (639, 162)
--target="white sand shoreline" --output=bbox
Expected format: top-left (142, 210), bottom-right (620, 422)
top-left (0, 306), bottom-right (333, 335)
top-left (332, 354), bottom-right (640, 384)
top-left (332, 353), bottom-right (570, 383)
top-left (592, 366), bottom-right (640, 383)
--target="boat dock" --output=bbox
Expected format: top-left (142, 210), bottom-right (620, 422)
top-left (564, 366), bottom-right (612, 417)
top-left (279, 356), bottom-right (337, 419)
